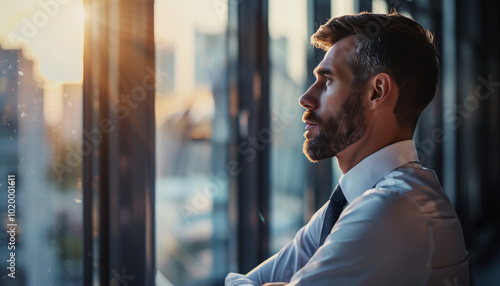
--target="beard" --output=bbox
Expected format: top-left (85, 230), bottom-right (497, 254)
top-left (302, 86), bottom-right (366, 162)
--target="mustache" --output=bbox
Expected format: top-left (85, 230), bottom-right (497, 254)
top-left (302, 110), bottom-right (322, 124)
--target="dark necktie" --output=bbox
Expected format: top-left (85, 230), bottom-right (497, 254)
top-left (319, 185), bottom-right (347, 246)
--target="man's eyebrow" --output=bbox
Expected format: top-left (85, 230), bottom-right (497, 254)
top-left (314, 66), bottom-right (335, 78)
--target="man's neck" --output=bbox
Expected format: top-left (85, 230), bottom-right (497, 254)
top-left (336, 133), bottom-right (412, 174)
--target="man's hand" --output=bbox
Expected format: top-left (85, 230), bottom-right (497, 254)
top-left (262, 283), bottom-right (287, 286)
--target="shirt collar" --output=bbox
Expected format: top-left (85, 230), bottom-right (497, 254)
top-left (338, 140), bottom-right (419, 204)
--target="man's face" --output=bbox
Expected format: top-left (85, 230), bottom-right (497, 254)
top-left (299, 37), bottom-right (367, 162)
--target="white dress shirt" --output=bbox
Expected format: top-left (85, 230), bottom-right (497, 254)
top-left (225, 140), bottom-right (469, 286)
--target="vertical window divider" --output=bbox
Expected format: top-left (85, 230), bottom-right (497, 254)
top-left (235, 0), bottom-right (271, 273)
top-left (83, 0), bottom-right (156, 285)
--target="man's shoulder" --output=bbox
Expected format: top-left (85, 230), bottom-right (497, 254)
top-left (368, 163), bottom-right (446, 201)
top-left (344, 185), bottom-right (423, 222)
top-left (339, 163), bottom-right (467, 272)
top-left (343, 163), bottom-right (457, 229)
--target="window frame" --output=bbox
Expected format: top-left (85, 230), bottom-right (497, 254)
top-left (83, 0), bottom-right (156, 285)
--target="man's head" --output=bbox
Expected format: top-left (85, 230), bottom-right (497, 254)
top-left (300, 12), bottom-right (439, 163)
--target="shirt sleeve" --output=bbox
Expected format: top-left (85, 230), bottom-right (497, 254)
top-left (225, 202), bottom-right (330, 286)
top-left (286, 190), bottom-right (432, 286)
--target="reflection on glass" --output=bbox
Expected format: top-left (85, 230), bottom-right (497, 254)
top-left (0, 0), bottom-right (84, 285)
top-left (154, 0), bottom-right (229, 285)
top-left (268, 0), bottom-right (309, 254)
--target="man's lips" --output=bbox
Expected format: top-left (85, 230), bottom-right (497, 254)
top-left (304, 120), bottom-right (318, 130)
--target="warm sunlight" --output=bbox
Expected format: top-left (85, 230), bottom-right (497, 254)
top-left (0, 0), bottom-right (84, 83)
top-left (0, 0), bottom-right (84, 125)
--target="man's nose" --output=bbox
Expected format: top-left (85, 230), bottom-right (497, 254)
top-left (299, 84), bottom-right (319, 110)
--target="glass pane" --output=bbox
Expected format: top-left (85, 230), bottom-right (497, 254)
top-left (154, 1), bottom-right (230, 285)
top-left (268, 0), bottom-right (309, 254)
top-left (0, 0), bottom-right (84, 285)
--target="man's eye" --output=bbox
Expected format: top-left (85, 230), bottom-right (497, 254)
top-left (325, 77), bottom-right (332, 84)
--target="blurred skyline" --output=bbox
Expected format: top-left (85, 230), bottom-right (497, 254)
top-left (0, 0), bottom-right (84, 127)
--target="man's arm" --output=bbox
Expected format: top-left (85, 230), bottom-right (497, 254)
top-left (225, 203), bottom-right (329, 286)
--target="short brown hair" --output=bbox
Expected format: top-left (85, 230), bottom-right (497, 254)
top-left (311, 12), bottom-right (439, 130)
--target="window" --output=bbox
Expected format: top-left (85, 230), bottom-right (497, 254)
top-left (154, 1), bottom-right (230, 285)
top-left (0, 0), bottom-right (84, 284)
top-left (268, 0), bottom-right (308, 254)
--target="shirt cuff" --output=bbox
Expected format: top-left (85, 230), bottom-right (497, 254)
top-left (225, 272), bottom-right (260, 286)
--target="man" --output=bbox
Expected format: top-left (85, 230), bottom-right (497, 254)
top-left (226, 12), bottom-right (469, 286)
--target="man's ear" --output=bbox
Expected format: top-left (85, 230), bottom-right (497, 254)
top-left (368, 73), bottom-right (395, 110)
